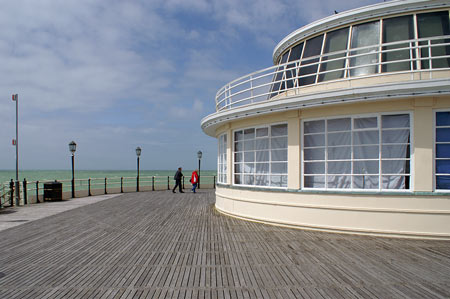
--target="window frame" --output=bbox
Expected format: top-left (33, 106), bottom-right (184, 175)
top-left (232, 122), bottom-right (288, 189)
top-left (301, 111), bottom-right (414, 192)
top-left (217, 133), bottom-right (228, 184)
top-left (434, 109), bottom-right (450, 192)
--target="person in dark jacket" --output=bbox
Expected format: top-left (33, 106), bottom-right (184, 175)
top-left (172, 167), bottom-right (184, 193)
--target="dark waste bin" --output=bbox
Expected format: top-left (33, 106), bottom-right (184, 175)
top-left (43, 181), bottom-right (63, 201)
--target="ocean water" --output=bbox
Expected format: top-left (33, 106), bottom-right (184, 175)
top-left (0, 169), bottom-right (217, 186)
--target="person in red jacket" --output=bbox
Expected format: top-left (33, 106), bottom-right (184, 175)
top-left (190, 170), bottom-right (199, 193)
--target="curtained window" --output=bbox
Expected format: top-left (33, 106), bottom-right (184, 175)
top-left (234, 124), bottom-right (288, 187)
top-left (303, 113), bottom-right (411, 190)
top-left (218, 134), bottom-right (227, 184)
top-left (350, 21), bottom-right (380, 77)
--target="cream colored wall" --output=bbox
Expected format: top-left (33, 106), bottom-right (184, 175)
top-left (215, 186), bottom-right (450, 239)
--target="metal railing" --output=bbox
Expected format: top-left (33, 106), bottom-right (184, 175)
top-left (0, 175), bottom-right (217, 208)
top-left (215, 35), bottom-right (450, 111)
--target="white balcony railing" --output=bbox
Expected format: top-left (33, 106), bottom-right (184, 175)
top-left (215, 35), bottom-right (450, 112)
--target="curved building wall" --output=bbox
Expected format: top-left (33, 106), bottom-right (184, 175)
top-left (203, 0), bottom-right (450, 239)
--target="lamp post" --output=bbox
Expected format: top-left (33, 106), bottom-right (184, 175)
top-left (12, 94), bottom-right (19, 206)
top-left (136, 147), bottom-right (141, 192)
top-left (197, 150), bottom-right (202, 189)
top-left (69, 141), bottom-right (76, 198)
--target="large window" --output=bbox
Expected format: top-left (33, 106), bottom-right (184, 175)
top-left (349, 21), bottom-right (380, 77)
top-left (234, 124), bottom-right (288, 188)
top-left (303, 113), bottom-right (411, 191)
top-left (435, 111), bottom-right (450, 190)
top-left (218, 133), bottom-right (227, 184)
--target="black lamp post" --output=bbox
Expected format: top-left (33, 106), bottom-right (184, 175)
top-left (69, 141), bottom-right (77, 198)
top-left (197, 150), bottom-right (202, 189)
top-left (136, 147), bottom-right (141, 192)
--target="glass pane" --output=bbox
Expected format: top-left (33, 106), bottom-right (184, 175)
top-left (436, 128), bottom-right (450, 142)
top-left (353, 160), bottom-right (378, 174)
top-left (327, 118), bottom-right (351, 132)
top-left (354, 117), bottom-right (377, 129)
top-left (382, 175), bottom-right (408, 189)
top-left (256, 163), bottom-right (270, 174)
top-left (354, 145), bottom-right (379, 159)
top-left (243, 140), bottom-right (255, 151)
top-left (304, 148), bottom-right (325, 161)
top-left (382, 129), bottom-right (410, 144)
top-left (437, 144), bottom-right (450, 158)
top-left (327, 176), bottom-right (351, 189)
top-left (353, 130), bottom-right (379, 145)
top-left (319, 27), bottom-right (349, 82)
top-left (328, 132), bottom-right (351, 146)
top-left (382, 114), bottom-right (410, 128)
top-left (234, 174), bottom-right (242, 184)
top-left (270, 175), bottom-right (287, 187)
top-left (382, 145), bottom-right (409, 158)
top-left (244, 152), bottom-right (255, 162)
top-left (255, 175), bottom-right (269, 186)
top-left (235, 131), bottom-right (243, 141)
top-left (234, 163), bottom-right (242, 173)
top-left (304, 134), bottom-right (325, 147)
top-left (304, 162), bottom-right (325, 174)
top-left (235, 142), bottom-right (243, 151)
top-left (234, 152), bottom-right (243, 162)
top-left (353, 175), bottom-right (379, 189)
top-left (382, 15), bottom-right (414, 72)
top-left (244, 128), bottom-right (255, 140)
top-left (244, 175), bottom-right (254, 185)
top-left (304, 176), bottom-right (325, 188)
top-left (271, 124), bottom-right (288, 136)
top-left (436, 112), bottom-right (450, 126)
top-left (256, 150), bottom-right (270, 162)
top-left (271, 150), bottom-right (287, 161)
top-left (350, 21), bottom-right (380, 77)
top-left (328, 146), bottom-right (351, 160)
top-left (256, 138), bottom-right (269, 150)
top-left (304, 120), bottom-right (325, 133)
top-left (417, 11), bottom-right (450, 69)
top-left (382, 160), bottom-right (409, 174)
top-left (244, 163), bottom-right (255, 173)
top-left (299, 34), bottom-right (324, 85)
top-left (436, 176), bottom-right (450, 189)
top-left (271, 137), bottom-right (288, 149)
top-left (436, 160), bottom-right (450, 174)
top-left (327, 161), bottom-right (351, 174)
top-left (272, 162), bottom-right (287, 174)
top-left (256, 127), bottom-right (269, 137)
top-left (289, 43), bottom-right (303, 61)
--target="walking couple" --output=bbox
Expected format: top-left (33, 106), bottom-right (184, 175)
top-left (172, 167), bottom-right (199, 193)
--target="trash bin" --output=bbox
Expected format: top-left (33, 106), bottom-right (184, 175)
top-left (43, 181), bottom-right (63, 201)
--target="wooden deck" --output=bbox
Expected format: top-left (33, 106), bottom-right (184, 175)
top-left (0, 190), bottom-right (449, 298)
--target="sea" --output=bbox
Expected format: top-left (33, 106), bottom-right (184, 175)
top-left (0, 169), bottom-right (217, 186)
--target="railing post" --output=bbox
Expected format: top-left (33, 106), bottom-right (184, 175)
top-left (23, 178), bottom-right (27, 205)
top-left (214, 176), bottom-right (216, 189)
top-left (9, 179), bottom-right (14, 207)
top-left (88, 178), bottom-right (92, 196)
top-left (36, 181), bottom-right (39, 203)
top-left (104, 178), bottom-right (107, 194)
top-left (121, 177), bottom-right (123, 193)
top-left (167, 176), bottom-right (170, 190)
top-left (152, 176), bottom-right (155, 191)
top-left (183, 176), bottom-right (185, 190)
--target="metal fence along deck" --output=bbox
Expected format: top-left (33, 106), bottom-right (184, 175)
top-left (0, 190), bottom-right (449, 298)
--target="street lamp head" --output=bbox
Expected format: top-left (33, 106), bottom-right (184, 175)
top-left (197, 150), bottom-right (203, 159)
top-left (69, 141), bottom-right (77, 154)
top-left (136, 146), bottom-right (142, 157)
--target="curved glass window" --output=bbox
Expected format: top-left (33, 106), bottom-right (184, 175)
top-left (435, 111), bottom-right (450, 190)
top-left (349, 21), bottom-right (380, 77)
top-left (218, 133), bottom-right (227, 184)
top-left (299, 35), bottom-right (324, 85)
top-left (417, 11), bottom-right (450, 69)
top-left (319, 27), bottom-right (349, 82)
top-left (382, 15), bottom-right (415, 72)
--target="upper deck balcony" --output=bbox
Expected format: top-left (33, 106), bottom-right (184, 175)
top-left (202, 1), bottom-right (450, 136)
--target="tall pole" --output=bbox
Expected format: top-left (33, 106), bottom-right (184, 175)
top-left (13, 94), bottom-right (19, 205)
top-left (71, 154), bottom-right (75, 198)
top-left (136, 156), bottom-right (140, 192)
top-left (198, 158), bottom-right (201, 189)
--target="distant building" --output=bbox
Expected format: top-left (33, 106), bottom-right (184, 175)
top-left (201, 0), bottom-right (450, 239)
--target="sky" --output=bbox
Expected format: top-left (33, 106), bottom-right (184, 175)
top-left (0, 0), bottom-right (381, 171)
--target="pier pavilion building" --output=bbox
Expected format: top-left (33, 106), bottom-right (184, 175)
top-left (201, 0), bottom-right (450, 239)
